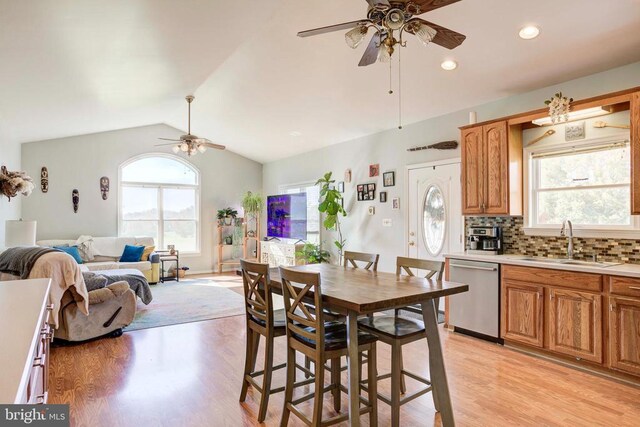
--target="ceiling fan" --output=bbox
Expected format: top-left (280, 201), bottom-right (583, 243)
top-left (297, 0), bottom-right (466, 66)
top-left (157, 95), bottom-right (225, 156)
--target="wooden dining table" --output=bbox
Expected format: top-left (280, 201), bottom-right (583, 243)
top-left (269, 263), bottom-right (469, 427)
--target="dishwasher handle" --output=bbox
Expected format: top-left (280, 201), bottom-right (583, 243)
top-left (449, 263), bottom-right (498, 272)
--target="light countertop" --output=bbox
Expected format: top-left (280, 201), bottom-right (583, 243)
top-left (445, 252), bottom-right (640, 278)
top-left (0, 279), bottom-right (51, 403)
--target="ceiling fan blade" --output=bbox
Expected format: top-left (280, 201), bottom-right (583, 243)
top-left (155, 143), bottom-right (180, 147)
top-left (408, 19), bottom-right (466, 49)
top-left (358, 32), bottom-right (382, 67)
top-left (298, 20), bottom-right (370, 38)
top-left (158, 138), bottom-right (182, 142)
top-left (366, 0), bottom-right (391, 7)
top-left (413, 0), bottom-right (462, 14)
top-left (203, 142), bottom-right (226, 150)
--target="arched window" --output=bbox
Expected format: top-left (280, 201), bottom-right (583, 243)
top-left (119, 154), bottom-right (200, 253)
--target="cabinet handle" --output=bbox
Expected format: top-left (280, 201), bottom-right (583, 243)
top-left (46, 304), bottom-right (54, 311)
top-left (549, 292), bottom-right (554, 300)
top-left (33, 357), bottom-right (45, 368)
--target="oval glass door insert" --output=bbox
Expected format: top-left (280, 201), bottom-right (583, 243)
top-left (423, 184), bottom-right (446, 256)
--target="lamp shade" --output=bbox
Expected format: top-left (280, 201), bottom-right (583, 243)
top-left (5, 220), bottom-right (37, 247)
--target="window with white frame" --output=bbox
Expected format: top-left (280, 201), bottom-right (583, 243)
top-left (278, 182), bottom-right (320, 244)
top-left (119, 154), bottom-right (200, 253)
top-left (527, 135), bottom-right (634, 232)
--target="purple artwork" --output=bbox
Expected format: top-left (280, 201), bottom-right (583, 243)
top-left (267, 193), bottom-right (307, 240)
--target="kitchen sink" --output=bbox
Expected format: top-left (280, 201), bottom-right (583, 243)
top-left (509, 256), bottom-right (621, 268)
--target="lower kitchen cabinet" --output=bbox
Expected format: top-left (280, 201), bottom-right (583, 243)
top-left (501, 280), bottom-right (544, 348)
top-left (548, 288), bottom-right (602, 363)
top-left (609, 296), bottom-right (640, 376)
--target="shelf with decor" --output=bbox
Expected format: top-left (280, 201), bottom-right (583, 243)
top-left (216, 213), bottom-right (261, 273)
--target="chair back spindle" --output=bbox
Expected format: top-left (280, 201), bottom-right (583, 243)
top-left (240, 259), bottom-right (274, 329)
top-left (343, 251), bottom-right (380, 271)
top-left (279, 267), bottom-right (325, 350)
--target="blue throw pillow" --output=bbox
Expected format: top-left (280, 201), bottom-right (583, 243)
top-left (54, 246), bottom-right (83, 264)
top-left (120, 244), bottom-right (145, 262)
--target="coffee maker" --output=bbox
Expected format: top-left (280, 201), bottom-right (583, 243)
top-left (467, 226), bottom-right (502, 255)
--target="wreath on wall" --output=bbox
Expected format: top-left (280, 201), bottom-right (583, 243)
top-left (0, 166), bottom-right (34, 201)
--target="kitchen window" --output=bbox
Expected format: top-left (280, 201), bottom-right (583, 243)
top-left (119, 154), bottom-right (200, 253)
top-left (525, 134), bottom-right (638, 237)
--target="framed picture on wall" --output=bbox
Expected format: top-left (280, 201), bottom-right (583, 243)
top-left (383, 171), bottom-right (395, 187)
top-left (338, 181), bottom-right (345, 193)
top-left (369, 164), bottom-right (380, 177)
top-left (357, 183), bottom-right (375, 201)
top-left (380, 192), bottom-right (387, 202)
top-left (392, 197), bottom-right (400, 210)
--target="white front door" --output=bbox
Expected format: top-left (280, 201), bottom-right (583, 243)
top-left (407, 161), bottom-right (463, 262)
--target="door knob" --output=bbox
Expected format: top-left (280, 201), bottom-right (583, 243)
top-left (409, 232), bottom-right (415, 237)
top-left (408, 241), bottom-right (415, 246)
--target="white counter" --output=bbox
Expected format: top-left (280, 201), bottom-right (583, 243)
top-left (445, 252), bottom-right (640, 278)
top-left (0, 279), bottom-right (51, 403)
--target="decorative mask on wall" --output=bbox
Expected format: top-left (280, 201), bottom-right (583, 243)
top-left (72, 189), bottom-right (79, 213)
top-left (40, 167), bottom-right (48, 193)
top-left (100, 176), bottom-right (109, 200)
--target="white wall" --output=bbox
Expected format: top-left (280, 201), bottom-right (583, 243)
top-left (0, 123), bottom-right (22, 245)
top-left (263, 61), bottom-right (640, 273)
top-left (21, 124), bottom-right (262, 272)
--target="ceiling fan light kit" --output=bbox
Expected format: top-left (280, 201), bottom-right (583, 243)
top-left (157, 95), bottom-right (226, 157)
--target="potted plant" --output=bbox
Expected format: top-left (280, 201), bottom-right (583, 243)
top-left (224, 235), bottom-right (233, 245)
top-left (296, 242), bottom-right (331, 264)
top-left (241, 191), bottom-right (263, 236)
top-left (217, 207), bottom-right (238, 226)
top-left (316, 172), bottom-right (347, 264)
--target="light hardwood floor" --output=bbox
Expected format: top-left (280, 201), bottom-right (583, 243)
top-left (49, 275), bottom-right (640, 426)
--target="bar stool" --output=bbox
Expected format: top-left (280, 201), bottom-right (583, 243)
top-left (279, 266), bottom-right (379, 427)
top-left (357, 256), bottom-right (444, 427)
top-left (239, 260), bottom-right (314, 422)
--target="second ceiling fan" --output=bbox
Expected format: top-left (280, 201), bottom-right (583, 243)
top-left (298, 0), bottom-right (466, 66)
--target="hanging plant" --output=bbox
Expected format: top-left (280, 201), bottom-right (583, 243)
top-left (0, 166), bottom-right (34, 201)
top-left (544, 92), bottom-right (573, 124)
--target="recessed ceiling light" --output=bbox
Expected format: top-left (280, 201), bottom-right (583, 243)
top-left (441, 60), bottom-right (458, 71)
top-left (289, 131), bottom-right (302, 137)
top-left (519, 25), bottom-right (540, 40)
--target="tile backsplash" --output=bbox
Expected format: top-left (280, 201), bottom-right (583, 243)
top-left (465, 216), bottom-right (640, 264)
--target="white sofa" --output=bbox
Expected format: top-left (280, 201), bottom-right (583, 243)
top-left (37, 236), bottom-right (160, 283)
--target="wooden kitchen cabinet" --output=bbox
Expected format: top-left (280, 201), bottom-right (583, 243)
top-left (461, 126), bottom-right (484, 214)
top-left (501, 280), bottom-right (544, 347)
top-left (609, 296), bottom-right (640, 376)
top-left (547, 287), bottom-right (602, 363)
top-left (631, 91), bottom-right (640, 214)
top-left (460, 120), bottom-right (522, 216)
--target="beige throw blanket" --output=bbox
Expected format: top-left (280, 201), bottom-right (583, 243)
top-left (28, 252), bottom-right (89, 328)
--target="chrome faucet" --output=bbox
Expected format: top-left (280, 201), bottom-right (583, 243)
top-left (560, 220), bottom-right (574, 259)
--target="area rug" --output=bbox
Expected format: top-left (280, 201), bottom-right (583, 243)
top-left (125, 278), bottom-right (245, 332)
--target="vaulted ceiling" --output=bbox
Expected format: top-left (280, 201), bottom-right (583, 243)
top-left (1, 0), bottom-right (640, 163)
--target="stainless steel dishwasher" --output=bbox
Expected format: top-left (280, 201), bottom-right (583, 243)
top-left (448, 258), bottom-right (500, 342)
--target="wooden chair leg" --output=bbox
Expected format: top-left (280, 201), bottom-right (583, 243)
top-left (330, 358), bottom-right (341, 412)
top-left (239, 328), bottom-right (253, 402)
top-left (250, 331), bottom-right (261, 372)
top-left (367, 345), bottom-right (378, 427)
top-left (311, 356), bottom-right (325, 426)
top-left (258, 336), bottom-right (275, 423)
top-left (305, 356), bottom-right (312, 378)
top-left (280, 347), bottom-right (296, 427)
top-left (398, 346), bottom-right (407, 394)
top-left (390, 343), bottom-right (402, 427)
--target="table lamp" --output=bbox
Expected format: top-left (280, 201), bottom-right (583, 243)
top-left (4, 219), bottom-right (37, 247)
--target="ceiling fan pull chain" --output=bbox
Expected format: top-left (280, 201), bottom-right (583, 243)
top-left (388, 54), bottom-right (393, 95)
top-left (398, 46), bottom-right (402, 130)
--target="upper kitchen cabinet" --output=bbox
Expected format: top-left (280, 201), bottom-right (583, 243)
top-left (460, 120), bottom-right (523, 216)
top-left (631, 91), bottom-right (640, 214)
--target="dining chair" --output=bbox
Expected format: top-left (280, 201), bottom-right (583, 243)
top-left (357, 256), bottom-right (444, 427)
top-left (343, 251), bottom-right (380, 271)
top-left (395, 256), bottom-right (445, 316)
top-left (279, 266), bottom-right (379, 427)
top-left (239, 260), bottom-right (314, 423)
